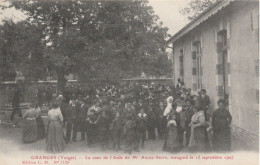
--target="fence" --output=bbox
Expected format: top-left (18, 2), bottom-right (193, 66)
top-left (121, 78), bottom-right (174, 85)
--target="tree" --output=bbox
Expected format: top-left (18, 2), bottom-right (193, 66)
top-left (3, 0), bottom-right (171, 93)
top-left (0, 20), bottom-right (45, 81)
top-left (4, 0), bottom-right (103, 92)
top-left (179, 0), bottom-right (217, 21)
top-left (82, 1), bottom-right (171, 78)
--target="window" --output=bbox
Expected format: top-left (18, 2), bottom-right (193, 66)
top-left (179, 49), bottom-right (184, 77)
top-left (218, 30), bottom-right (227, 47)
top-left (222, 31), bottom-right (227, 47)
top-left (193, 42), bottom-right (202, 89)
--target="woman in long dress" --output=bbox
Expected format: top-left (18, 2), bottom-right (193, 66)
top-left (46, 101), bottom-right (64, 153)
top-left (188, 103), bottom-right (210, 152)
top-left (123, 114), bottom-right (136, 154)
top-left (162, 96), bottom-right (182, 152)
top-left (36, 105), bottom-right (45, 140)
top-left (22, 105), bottom-right (38, 143)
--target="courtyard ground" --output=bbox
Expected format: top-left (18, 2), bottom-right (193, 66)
top-left (0, 105), bottom-right (257, 155)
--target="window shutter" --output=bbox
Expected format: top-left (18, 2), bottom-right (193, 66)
top-left (180, 69), bottom-right (184, 76)
top-left (192, 83), bottom-right (197, 91)
top-left (216, 64), bottom-right (224, 75)
top-left (192, 51), bottom-right (197, 59)
top-left (200, 67), bottom-right (203, 75)
top-left (217, 86), bottom-right (224, 96)
top-left (192, 67), bottom-right (197, 75)
top-left (179, 56), bottom-right (183, 63)
top-left (216, 42), bottom-right (223, 53)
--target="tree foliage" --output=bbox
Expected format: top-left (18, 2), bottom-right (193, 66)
top-left (2, 0), bottom-right (172, 92)
top-left (179, 0), bottom-right (216, 21)
top-left (0, 20), bottom-right (45, 81)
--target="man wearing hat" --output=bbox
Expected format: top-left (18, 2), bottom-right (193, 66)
top-left (136, 98), bottom-right (145, 114)
top-left (86, 109), bottom-right (98, 147)
top-left (10, 86), bottom-right (22, 121)
top-left (198, 89), bottom-right (211, 121)
top-left (58, 95), bottom-right (67, 127)
top-left (176, 78), bottom-right (185, 89)
top-left (78, 95), bottom-right (89, 141)
top-left (95, 100), bottom-right (111, 151)
top-left (212, 99), bottom-right (232, 151)
top-left (121, 100), bottom-right (136, 124)
top-left (65, 93), bottom-right (76, 143)
top-left (71, 94), bottom-right (83, 142)
top-left (146, 99), bottom-right (156, 140)
top-left (87, 99), bottom-right (101, 116)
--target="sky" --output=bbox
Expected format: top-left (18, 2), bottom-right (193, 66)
top-left (0, 0), bottom-right (190, 35)
top-left (148, 0), bottom-right (189, 35)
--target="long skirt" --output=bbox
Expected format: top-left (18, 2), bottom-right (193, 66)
top-left (111, 130), bottom-right (122, 148)
top-left (157, 117), bottom-right (167, 139)
top-left (124, 129), bottom-right (136, 152)
top-left (162, 125), bottom-right (182, 152)
top-left (99, 129), bottom-right (110, 146)
top-left (189, 126), bottom-right (210, 152)
top-left (36, 116), bottom-right (45, 140)
top-left (46, 121), bottom-right (64, 153)
top-left (213, 128), bottom-right (231, 152)
top-left (23, 119), bottom-right (38, 143)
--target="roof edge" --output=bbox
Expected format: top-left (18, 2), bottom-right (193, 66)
top-left (167, 0), bottom-right (233, 45)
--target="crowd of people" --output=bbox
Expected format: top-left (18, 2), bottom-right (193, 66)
top-left (19, 78), bottom-right (232, 153)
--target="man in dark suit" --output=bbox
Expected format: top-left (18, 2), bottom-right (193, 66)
top-left (198, 89), bottom-right (211, 120)
top-left (146, 100), bottom-right (156, 140)
top-left (136, 98), bottom-right (144, 114)
top-left (78, 95), bottom-right (89, 141)
top-left (10, 87), bottom-right (22, 120)
top-left (66, 94), bottom-right (77, 143)
top-left (71, 94), bottom-right (81, 142)
top-left (212, 99), bottom-right (232, 151)
top-left (176, 78), bottom-right (184, 88)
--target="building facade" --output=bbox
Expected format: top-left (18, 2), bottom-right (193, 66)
top-left (167, 0), bottom-right (259, 149)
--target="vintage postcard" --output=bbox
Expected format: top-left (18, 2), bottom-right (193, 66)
top-left (0, 0), bottom-right (259, 165)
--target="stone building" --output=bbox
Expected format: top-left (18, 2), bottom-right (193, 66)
top-left (167, 0), bottom-right (259, 149)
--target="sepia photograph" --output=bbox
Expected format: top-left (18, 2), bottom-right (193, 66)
top-left (0, 0), bottom-right (259, 164)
